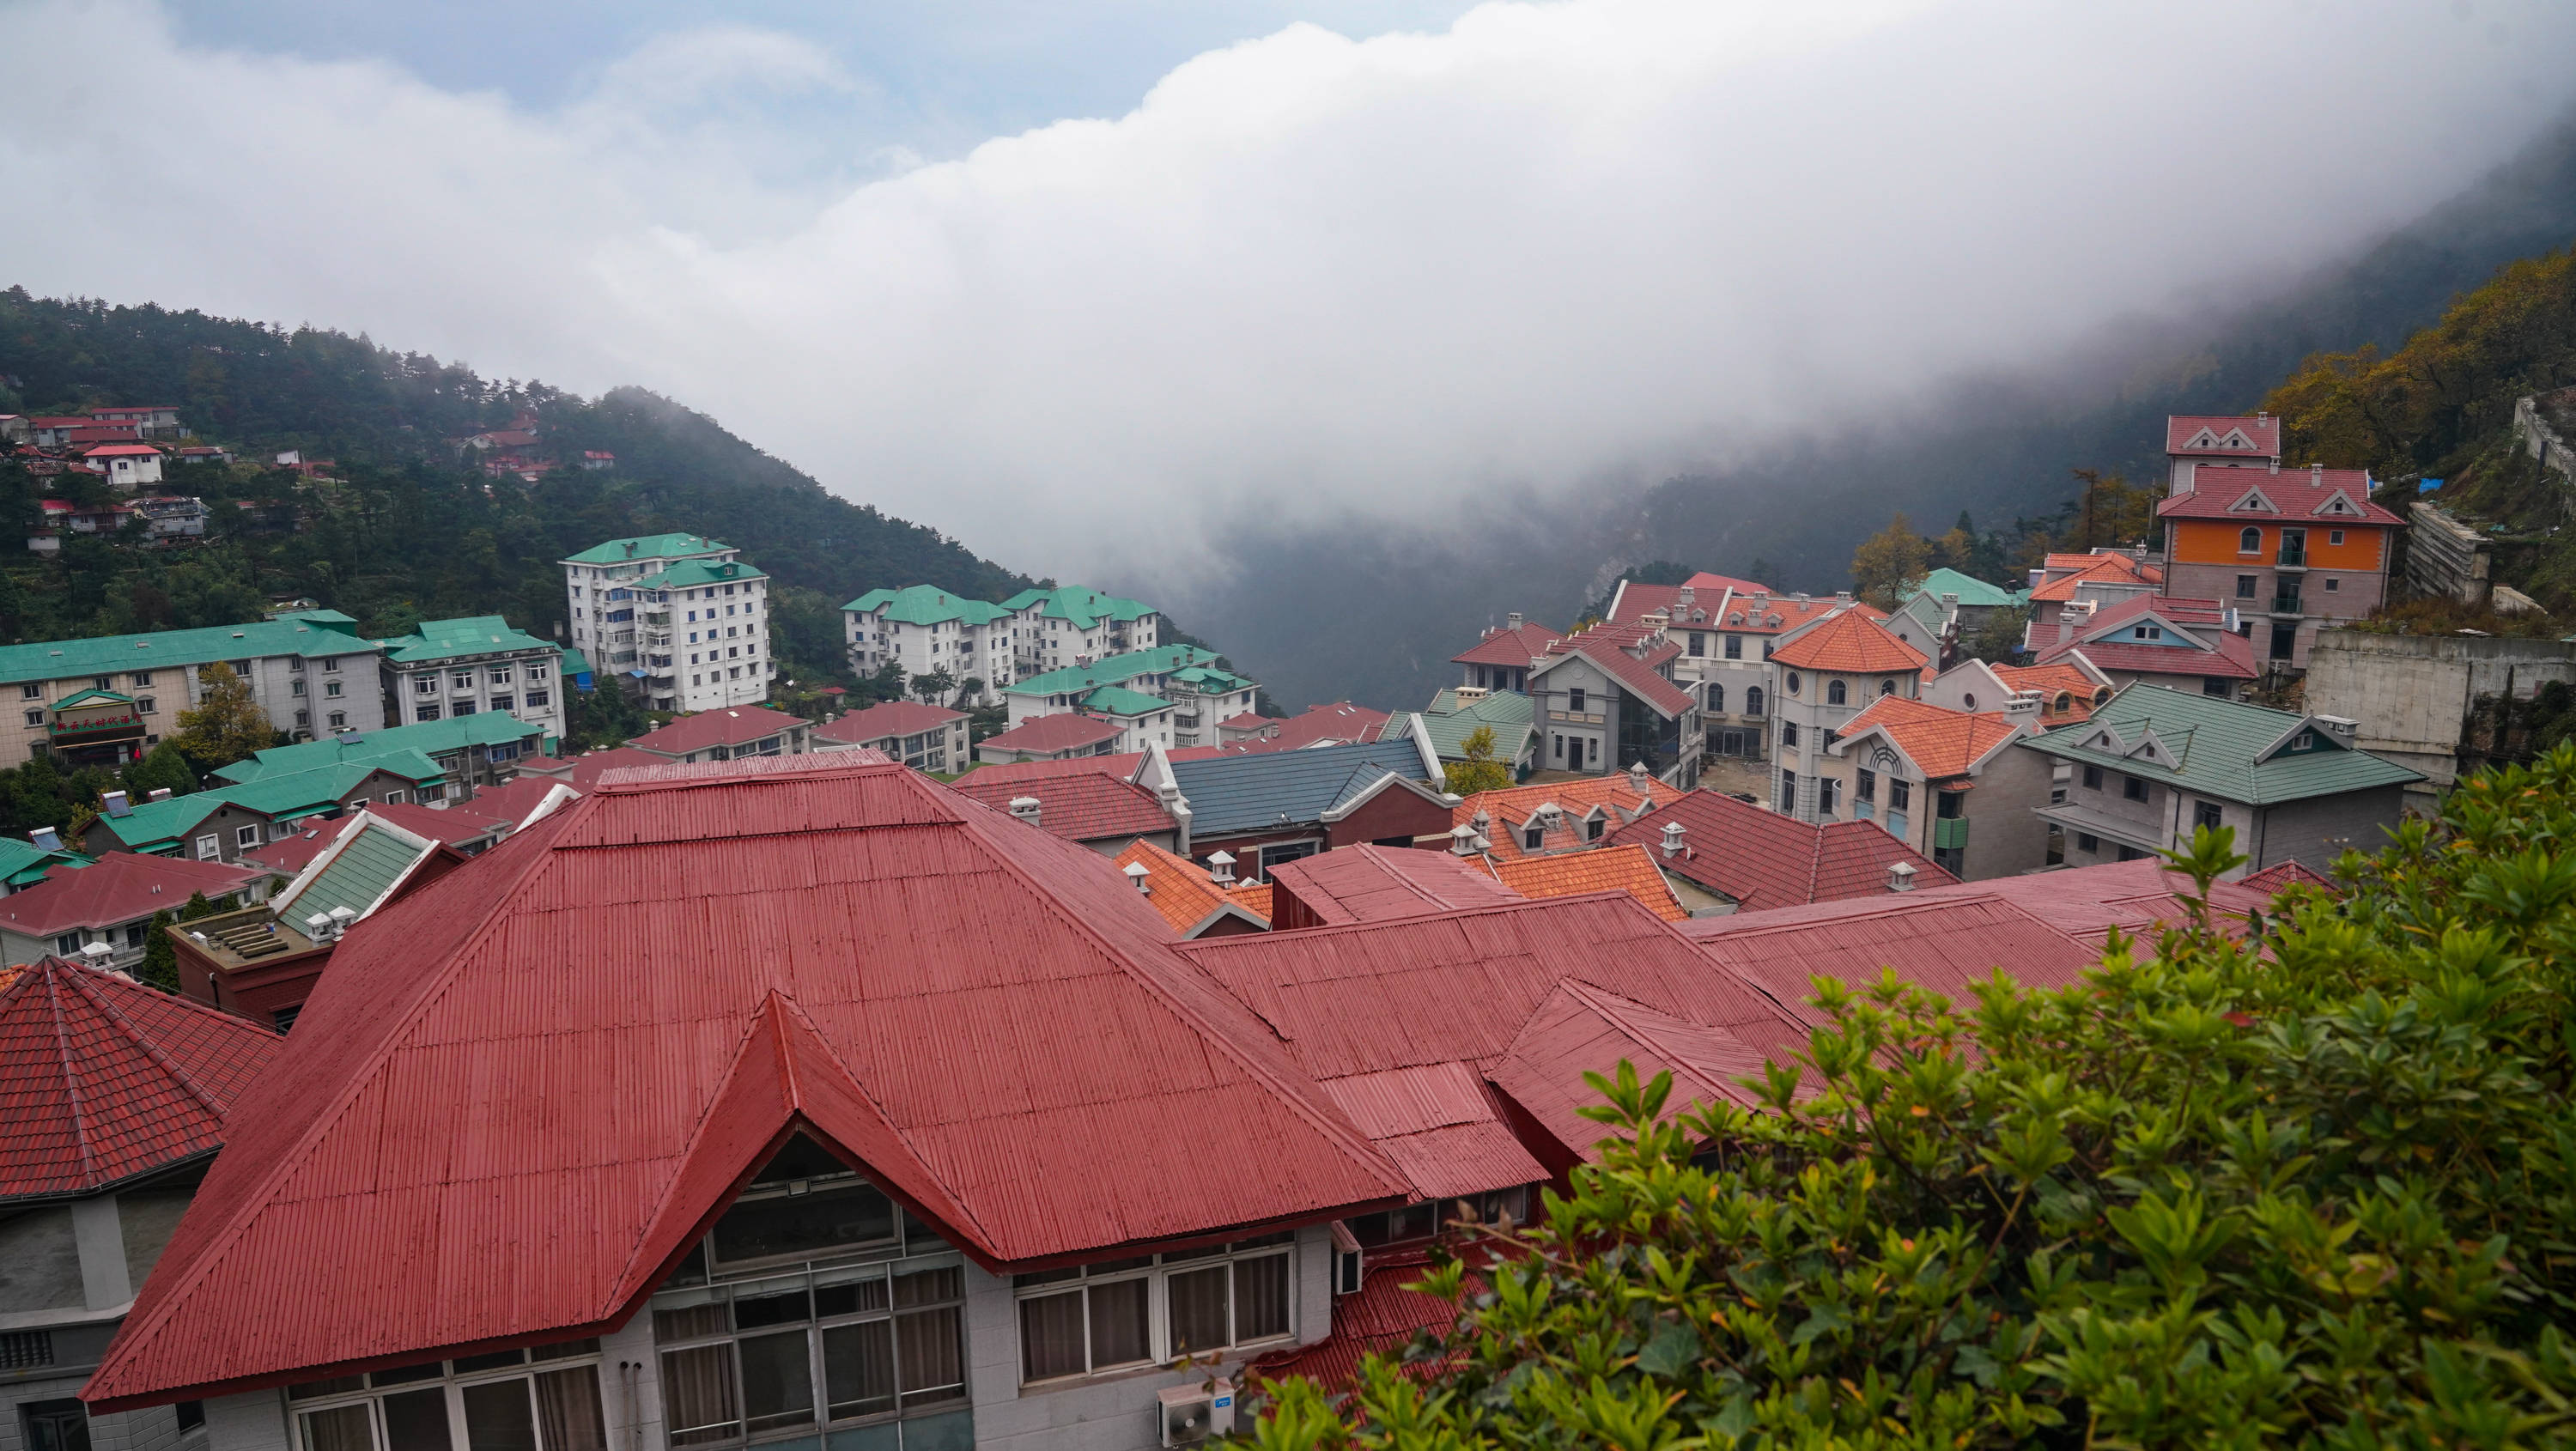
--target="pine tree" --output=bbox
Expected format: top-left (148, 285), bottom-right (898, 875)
top-left (137, 908), bottom-right (179, 993)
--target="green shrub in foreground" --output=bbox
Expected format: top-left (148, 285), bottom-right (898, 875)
top-left (1245, 744), bottom-right (2576, 1450)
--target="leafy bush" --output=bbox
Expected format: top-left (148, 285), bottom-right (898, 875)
top-left (1245, 746), bottom-right (2576, 1450)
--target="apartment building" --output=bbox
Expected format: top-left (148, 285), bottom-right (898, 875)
top-left (2024, 683), bottom-right (2421, 878)
top-left (1000, 585), bottom-right (1161, 674)
top-left (814, 701), bottom-right (969, 771)
top-left (629, 706), bottom-right (812, 764)
top-left (0, 614), bottom-right (386, 766)
top-left (2154, 463), bottom-right (2403, 669)
top-left (841, 586), bottom-right (1018, 702)
top-left (374, 616), bottom-right (569, 740)
top-left (562, 535), bottom-right (773, 710)
top-left (0, 958), bottom-right (281, 1451)
top-left (1683, 592), bottom-right (1858, 762)
top-left (1765, 609), bottom-right (1929, 823)
top-left (1002, 644), bottom-right (1255, 741)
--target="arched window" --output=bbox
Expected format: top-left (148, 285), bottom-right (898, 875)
top-left (1879, 677), bottom-right (1897, 696)
top-left (2239, 526), bottom-right (2262, 554)
top-left (1706, 683), bottom-right (1724, 713)
top-left (1826, 679), bottom-right (1847, 706)
top-left (1786, 671), bottom-right (1802, 696)
top-left (1747, 685), bottom-right (1765, 716)
top-left (2054, 691), bottom-right (2073, 714)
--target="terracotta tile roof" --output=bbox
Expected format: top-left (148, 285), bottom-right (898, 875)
top-left (946, 764), bottom-right (1175, 843)
top-left (2155, 464), bottom-right (2404, 525)
top-left (1225, 701), bottom-right (1391, 753)
top-left (88, 756), bottom-right (1408, 1408)
top-left (627, 705), bottom-right (806, 756)
top-left (1710, 593), bottom-right (1878, 636)
top-left (1485, 843), bottom-right (1686, 921)
top-left (1993, 663), bottom-right (2111, 722)
top-left (0, 958), bottom-right (283, 1200)
top-left (1268, 845), bottom-right (1522, 927)
top-left (1607, 789), bottom-right (1955, 912)
top-left (0, 853), bottom-right (268, 938)
top-left (1489, 980), bottom-right (1773, 1161)
top-left (1768, 609), bottom-right (1926, 675)
top-left (1452, 620), bottom-right (1562, 668)
top-left (1837, 696), bottom-right (2024, 780)
top-left (2166, 415), bottom-right (2282, 458)
top-left (1681, 892), bottom-right (2100, 1035)
top-left (1607, 575), bottom-right (1766, 627)
top-left (2026, 551), bottom-right (2160, 604)
top-left (1111, 841), bottom-right (1273, 935)
top-left (978, 712), bottom-right (1124, 755)
top-left (1450, 776), bottom-right (1657, 863)
top-left (816, 701), bottom-right (965, 744)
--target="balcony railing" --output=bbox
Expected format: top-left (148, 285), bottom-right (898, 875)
top-left (2275, 546), bottom-right (2307, 568)
top-left (2269, 595), bottom-right (2306, 616)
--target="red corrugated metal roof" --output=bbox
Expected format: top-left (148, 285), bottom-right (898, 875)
top-left (0, 853), bottom-right (268, 937)
top-left (947, 766), bottom-right (1175, 843)
top-left (358, 799), bottom-right (510, 849)
top-left (979, 713), bottom-right (1123, 753)
top-left (1249, 1248), bottom-right (1481, 1391)
top-left (1680, 892), bottom-right (2099, 1051)
top-left (1225, 702), bottom-right (1391, 753)
top-left (1318, 1063), bottom-right (1546, 1199)
top-left (525, 745), bottom-right (680, 792)
top-left (0, 958), bottom-right (283, 1200)
top-left (1269, 845), bottom-right (1522, 926)
top-left (816, 701), bottom-right (964, 744)
top-left (1903, 858), bottom-right (2275, 946)
top-left (1489, 980), bottom-right (1775, 1161)
top-left (1607, 789), bottom-right (1954, 911)
top-left (628, 705), bottom-right (806, 756)
top-left (2242, 859), bottom-right (2337, 897)
top-left (87, 756), bottom-right (1406, 1409)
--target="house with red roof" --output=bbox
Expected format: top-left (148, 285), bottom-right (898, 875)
top-left (1266, 843), bottom-right (1522, 928)
top-left (2156, 462), bottom-right (2403, 668)
top-left (0, 957), bottom-right (281, 1451)
top-left (1111, 840), bottom-right (1273, 936)
top-left (1481, 842), bottom-right (1689, 921)
top-left (2033, 593), bottom-right (2258, 701)
top-left (0, 852), bottom-right (269, 972)
top-left (1693, 590), bottom-right (1882, 763)
top-left (2165, 413), bottom-right (2282, 495)
top-left (1527, 620), bottom-right (1703, 786)
top-left (1445, 770), bottom-right (1661, 862)
top-left (2020, 549), bottom-right (2163, 654)
top-left (628, 704), bottom-right (811, 763)
top-left (88, 404), bottom-right (183, 436)
top-left (947, 755), bottom-right (1183, 856)
top-left (82, 442), bottom-right (164, 490)
top-left (974, 710), bottom-right (1125, 765)
top-left (815, 700), bottom-right (969, 772)
top-left (1450, 612), bottom-right (1558, 694)
top-left (1821, 693), bottom-right (2055, 878)
top-left (1213, 701), bottom-right (1389, 753)
top-left (1765, 607), bottom-right (1929, 822)
top-left (1607, 786), bottom-right (1955, 914)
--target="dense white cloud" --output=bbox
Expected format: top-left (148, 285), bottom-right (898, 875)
top-left (3, 0), bottom-right (2571, 582)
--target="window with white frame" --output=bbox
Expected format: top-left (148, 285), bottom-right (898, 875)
top-left (285, 1340), bottom-right (606, 1451)
top-left (235, 825), bottom-right (261, 849)
top-left (1014, 1233), bottom-right (1295, 1385)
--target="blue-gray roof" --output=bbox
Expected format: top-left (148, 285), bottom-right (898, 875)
top-left (1168, 738), bottom-right (1436, 836)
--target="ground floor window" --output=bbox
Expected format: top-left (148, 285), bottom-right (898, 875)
top-left (288, 1343), bottom-right (606, 1451)
top-left (1014, 1235), bottom-right (1296, 1386)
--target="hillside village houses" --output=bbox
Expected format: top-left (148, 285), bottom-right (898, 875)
top-left (561, 533), bottom-right (774, 713)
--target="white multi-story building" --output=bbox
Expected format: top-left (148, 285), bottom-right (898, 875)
top-left (999, 586), bottom-right (1161, 675)
top-left (563, 534), bottom-right (773, 713)
top-left (841, 586), bottom-right (1019, 704)
top-left (374, 615), bottom-right (569, 742)
top-left (0, 612), bottom-right (388, 766)
top-left (1000, 644), bottom-right (1257, 746)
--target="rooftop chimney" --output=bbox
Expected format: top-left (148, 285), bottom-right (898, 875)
top-left (1887, 861), bottom-right (1918, 894)
top-left (1206, 850), bottom-right (1236, 883)
top-left (1627, 761), bottom-right (1649, 794)
top-left (1449, 823), bottom-right (1479, 857)
top-left (1505, 611), bottom-right (1523, 631)
top-left (29, 827), bottom-right (60, 852)
top-left (101, 790), bottom-right (130, 817)
top-left (1008, 796), bottom-right (1042, 828)
top-left (305, 911), bottom-right (339, 943)
top-left (1835, 590), bottom-right (1852, 604)
top-left (2002, 690), bottom-right (2042, 730)
top-left (1122, 861), bottom-right (1151, 895)
top-left (1675, 586), bottom-right (1694, 609)
top-left (1660, 820), bottom-right (1686, 859)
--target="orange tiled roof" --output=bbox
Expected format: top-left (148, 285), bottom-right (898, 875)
top-left (2027, 551), bottom-right (2160, 604)
top-left (1769, 609), bottom-right (1927, 675)
top-left (1452, 775), bottom-right (1657, 862)
top-left (1111, 841), bottom-right (1273, 934)
top-left (1994, 663), bottom-right (2110, 723)
top-left (1710, 593), bottom-right (1883, 636)
top-left (1486, 843), bottom-right (1687, 921)
top-left (1838, 696), bottom-right (2022, 779)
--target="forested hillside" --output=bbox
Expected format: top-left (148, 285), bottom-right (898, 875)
top-left (0, 288), bottom-right (1034, 683)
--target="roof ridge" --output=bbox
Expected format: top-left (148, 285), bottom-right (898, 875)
top-left (59, 966), bottom-right (240, 1128)
top-left (1558, 979), bottom-right (1748, 1109)
top-left (37, 964), bottom-right (100, 1189)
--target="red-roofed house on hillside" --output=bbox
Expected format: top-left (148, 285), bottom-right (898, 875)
top-left (0, 957), bottom-right (281, 1451)
top-left (0, 852), bottom-right (270, 971)
top-left (974, 711), bottom-right (1124, 764)
top-left (2034, 593), bottom-right (2258, 701)
top-left (2166, 413), bottom-right (2282, 493)
top-left (2158, 462), bottom-right (2403, 668)
top-left (1821, 693), bottom-right (2055, 879)
top-left (1698, 591), bottom-right (1886, 763)
top-left (88, 404), bottom-right (184, 436)
top-left (2022, 549), bottom-right (2162, 653)
top-left (84, 755), bottom-right (1413, 1447)
top-left (1766, 607), bottom-right (1928, 823)
top-left (1680, 889), bottom-right (2102, 1030)
top-left (627, 704), bottom-right (811, 763)
top-left (1607, 786), bottom-right (1956, 914)
top-left (1451, 612), bottom-right (1558, 694)
top-left (814, 700), bottom-right (969, 772)
top-left (1528, 621), bottom-right (1704, 786)
top-left (82, 441), bottom-right (164, 490)
top-left (1447, 770), bottom-right (1661, 863)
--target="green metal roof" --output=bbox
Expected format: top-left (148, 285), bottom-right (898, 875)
top-left (1168, 665), bottom-right (1254, 695)
top-left (50, 689), bottom-right (134, 710)
top-left (91, 793), bottom-right (228, 851)
top-left (270, 608), bottom-right (363, 633)
top-left (1080, 685), bottom-right (1170, 718)
top-left (217, 755), bottom-right (445, 817)
top-left (0, 618), bottom-right (376, 685)
top-left (839, 584), bottom-right (1012, 625)
top-left (1005, 643), bottom-right (1217, 699)
top-left (562, 647), bottom-right (596, 678)
top-left (1392, 688), bottom-right (1536, 762)
top-left (562, 532), bottom-right (732, 566)
top-left (2020, 683), bottom-right (2423, 805)
top-left (1006, 586), bottom-right (1155, 631)
top-left (637, 559), bottom-right (768, 591)
top-left (282, 820), bottom-right (433, 922)
top-left (1904, 568), bottom-right (2027, 610)
top-left (0, 839), bottom-right (88, 887)
top-left (215, 713), bottom-right (545, 784)
top-left (375, 616), bottom-right (561, 665)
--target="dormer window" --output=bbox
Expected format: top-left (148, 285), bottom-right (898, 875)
top-left (1523, 825), bottom-right (1544, 850)
top-left (2135, 625), bottom-right (2161, 641)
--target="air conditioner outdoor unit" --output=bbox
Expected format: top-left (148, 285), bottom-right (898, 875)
top-left (1157, 1380), bottom-right (1236, 1447)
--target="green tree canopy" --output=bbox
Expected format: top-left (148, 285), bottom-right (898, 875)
top-left (170, 662), bottom-right (279, 771)
top-left (137, 908), bottom-right (179, 993)
top-left (1249, 746), bottom-right (2576, 1450)
top-left (1847, 513), bottom-right (1931, 610)
top-left (1442, 725), bottom-right (1515, 797)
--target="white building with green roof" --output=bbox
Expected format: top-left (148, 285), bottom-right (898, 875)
top-left (0, 614), bottom-right (388, 765)
top-left (373, 616), bottom-right (569, 741)
top-left (841, 583), bottom-right (1163, 703)
top-left (561, 534), bottom-right (771, 712)
top-left (1000, 643), bottom-right (1258, 747)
